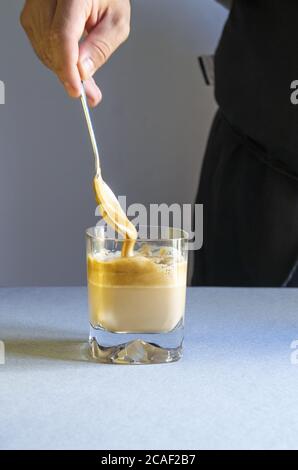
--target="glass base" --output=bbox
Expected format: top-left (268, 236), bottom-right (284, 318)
top-left (89, 322), bottom-right (183, 365)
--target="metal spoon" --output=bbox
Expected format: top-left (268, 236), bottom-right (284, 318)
top-left (80, 82), bottom-right (137, 255)
top-left (80, 82), bottom-right (101, 177)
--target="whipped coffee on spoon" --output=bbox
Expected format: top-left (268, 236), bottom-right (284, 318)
top-left (80, 83), bottom-right (137, 257)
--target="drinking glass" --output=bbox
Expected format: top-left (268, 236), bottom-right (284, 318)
top-left (86, 226), bottom-right (188, 364)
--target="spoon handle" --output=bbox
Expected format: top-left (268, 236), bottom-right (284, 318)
top-left (80, 82), bottom-right (101, 177)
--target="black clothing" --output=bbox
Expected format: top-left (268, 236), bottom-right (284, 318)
top-left (193, 111), bottom-right (298, 286)
top-left (215, 0), bottom-right (298, 162)
top-left (193, 0), bottom-right (298, 286)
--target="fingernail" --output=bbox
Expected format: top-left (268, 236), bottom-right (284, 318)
top-left (81, 57), bottom-right (94, 79)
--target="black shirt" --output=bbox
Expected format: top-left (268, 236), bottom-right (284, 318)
top-left (215, 0), bottom-right (298, 170)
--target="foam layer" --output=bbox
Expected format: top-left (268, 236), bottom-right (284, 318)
top-left (87, 251), bottom-right (187, 287)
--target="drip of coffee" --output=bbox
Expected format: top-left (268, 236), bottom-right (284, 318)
top-left (93, 175), bottom-right (137, 257)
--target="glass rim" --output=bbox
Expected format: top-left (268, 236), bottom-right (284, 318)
top-left (86, 225), bottom-right (189, 242)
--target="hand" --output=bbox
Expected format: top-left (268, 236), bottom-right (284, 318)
top-left (20, 0), bottom-right (131, 106)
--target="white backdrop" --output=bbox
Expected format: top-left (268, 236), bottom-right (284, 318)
top-left (0, 0), bottom-right (227, 285)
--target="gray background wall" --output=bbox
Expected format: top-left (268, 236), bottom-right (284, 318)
top-left (0, 0), bottom-right (227, 286)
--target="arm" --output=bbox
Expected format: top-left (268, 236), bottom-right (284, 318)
top-left (20, 0), bottom-right (131, 106)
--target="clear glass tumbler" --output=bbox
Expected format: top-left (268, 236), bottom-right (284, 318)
top-left (86, 226), bottom-right (188, 364)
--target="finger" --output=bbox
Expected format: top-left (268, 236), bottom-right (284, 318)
top-left (20, 0), bottom-right (56, 70)
top-left (50, 0), bottom-right (89, 97)
top-left (84, 77), bottom-right (102, 107)
top-left (78, 11), bottom-right (130, 81)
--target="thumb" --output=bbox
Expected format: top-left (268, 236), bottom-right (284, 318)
top-left (78, 12), bottom-right (130, 80)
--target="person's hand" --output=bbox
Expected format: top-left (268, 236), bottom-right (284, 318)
top-left (20, 0), bottom-right (131, 106)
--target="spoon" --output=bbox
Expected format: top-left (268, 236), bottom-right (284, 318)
top-left (80, 82), bottom-right (137, 256)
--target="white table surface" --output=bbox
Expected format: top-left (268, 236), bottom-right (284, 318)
top-left (0, 287), bottom-right (298, 450)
